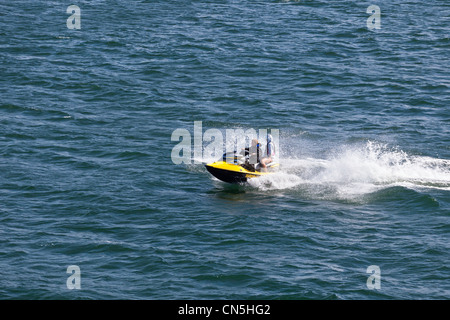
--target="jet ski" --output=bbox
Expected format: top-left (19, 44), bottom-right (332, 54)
top-left (205, 152), bottom-right (279, 184)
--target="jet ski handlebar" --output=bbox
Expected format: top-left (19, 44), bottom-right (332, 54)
top-left (222, 152), bottom-right (245, 163)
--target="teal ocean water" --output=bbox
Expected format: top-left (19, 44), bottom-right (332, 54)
top-left (1, 1), bottom-right (449, 299)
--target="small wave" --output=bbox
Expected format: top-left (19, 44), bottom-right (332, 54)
top-left (0, 103), bottom-right (73, 120)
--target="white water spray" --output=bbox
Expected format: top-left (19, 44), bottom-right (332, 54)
top-left (247, 141), bottom-right (450, 198)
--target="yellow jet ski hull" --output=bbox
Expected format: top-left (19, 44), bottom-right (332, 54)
top-left (205, 161), bottom-right (278, 184)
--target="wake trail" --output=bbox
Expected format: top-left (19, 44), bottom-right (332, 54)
top-left (247, 141), bottom-right (450, 198)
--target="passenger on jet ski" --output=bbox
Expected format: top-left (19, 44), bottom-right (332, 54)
top-left (260, 134), bottom-right (276, 172)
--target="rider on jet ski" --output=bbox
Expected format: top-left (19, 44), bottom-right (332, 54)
top-left (241, 138), bottom-right (262, 171)
top-left (241, 135), bottom-right (275, 172)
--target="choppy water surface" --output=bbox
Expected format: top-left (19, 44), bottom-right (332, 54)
top-left (0, 1), bottom-right (449, 299)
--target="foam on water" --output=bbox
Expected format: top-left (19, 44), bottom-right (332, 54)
top-left (247, 141), bottom-right (450, 199)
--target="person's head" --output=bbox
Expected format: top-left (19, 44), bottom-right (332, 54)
top-left (251, 138), bottom-right (258, 147)
top-left (267, 134), bottom-right (273, 143)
